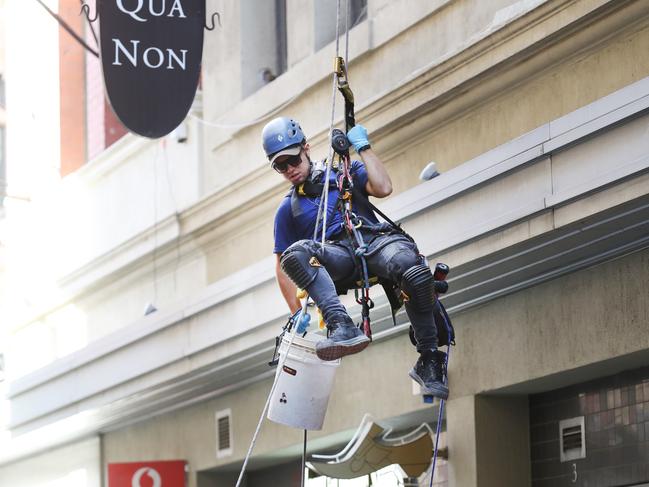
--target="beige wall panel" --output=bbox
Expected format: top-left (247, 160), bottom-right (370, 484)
top-left (196, 18), bottom-right (649, 277)
top-left (286, 0), bottom-right (314, 67)
top-left (450, 246), bottom-right (649, 398)
top-left (446, 395), bottom-right (531, 487)
top-left (203, 203), bottom-right (276, 283)
top-left (386, 19), bottom-right (649, 194)
top-left (446, 395), bottom-right (478, 487)
top-left (550, 114), bottom-right (649, 197)
top-left (202, 0), bottom-right (242, 120)
top-left (474, 395), bottom-right (531, 487)
top-left (401, 158), bottom-right (551, 259)
top-left (0, 437), bottom-right (101, 487)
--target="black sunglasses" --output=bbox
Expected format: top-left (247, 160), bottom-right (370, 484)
top-left (272, 151), bottom-right (303, 173)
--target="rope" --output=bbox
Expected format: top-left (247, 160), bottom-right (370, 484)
top-left (429, 349), bottom-right (449, 486)
top-left (235, 3), bottom-right (351, 485)
top-left (301, 429), bottom-right (308, 487)
top-left (344, 0), bottom-right (350, 73)
top-left (318, 0), bottom-right (343, 245)
top-left (429, 308), bottom-right (453, 486)
top-left (34, 0), bottom-right (99, 58)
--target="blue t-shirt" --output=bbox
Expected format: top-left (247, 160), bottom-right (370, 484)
top-left (273, 160), bottom-right (378, 254)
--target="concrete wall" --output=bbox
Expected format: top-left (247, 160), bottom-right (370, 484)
top-left (451, 248), bottom-right (649, 398)
top-left (0, 437), bottom-right (101, 487)
top-left (446, 247), bottom-right (649, 486)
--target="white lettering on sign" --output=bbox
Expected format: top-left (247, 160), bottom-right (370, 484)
top-left (113, 39), bottom-right (140, 66)
top-left (166, 49), bottom-right (187, 70)
top-left (143, 47), bottom-right (165, 68)
top-left (113, 39), bottom-right (188, 70)
top-left (116, 0), bottom-right (187, 23)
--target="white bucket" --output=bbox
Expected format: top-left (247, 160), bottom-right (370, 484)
top-left (267, 332), bottom-right (340, 431)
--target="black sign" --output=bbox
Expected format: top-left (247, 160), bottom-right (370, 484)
top-left (100, 0), bottom-right (205, 138)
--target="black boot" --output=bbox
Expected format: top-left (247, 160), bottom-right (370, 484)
top-left (409, 350), bottom-right (449, 400)
top-left (315, 321), bottom-right (370, 361)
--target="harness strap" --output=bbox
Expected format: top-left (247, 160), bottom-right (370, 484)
top-left (335, 56), bottom-right (355, 130)
top-left (351, 186), bottom-right (404, 234)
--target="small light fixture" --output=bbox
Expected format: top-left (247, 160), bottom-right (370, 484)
top-left (143, 303), bottom-right (157, 316)
top-left (419, 162), bottom-right (440, 181)
top-left (171, 123), bottom-right (188, 144)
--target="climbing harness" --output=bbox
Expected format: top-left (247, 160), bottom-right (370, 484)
top-left (328, 52), bottom-right (380, 339)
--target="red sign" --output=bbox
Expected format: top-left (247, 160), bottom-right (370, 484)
top-left (108, 460), bottom-right (186, 487)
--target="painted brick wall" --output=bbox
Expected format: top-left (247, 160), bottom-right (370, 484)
top-left (84, 4), bottom-right (126, 163)
top-left (84, 1), bottom-right (104, 162)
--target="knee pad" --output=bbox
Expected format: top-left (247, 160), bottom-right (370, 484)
top-left (400, 264), bottom-right (434, 313)
top-left (280, 241), bottom-right (320, 289)
top-left (376, 237), bottom-right (423, 281)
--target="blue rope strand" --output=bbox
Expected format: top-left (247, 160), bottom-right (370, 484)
top-left (429, 302), bottom-right (453, 486)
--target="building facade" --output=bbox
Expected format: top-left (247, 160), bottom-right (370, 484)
top-left (1, 0), bottom-right (649, 486)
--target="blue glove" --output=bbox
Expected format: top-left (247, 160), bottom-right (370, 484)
top-left (291, 309), bottom-right (311, 333)
top-left (347, 125), bottom-right (370, 153)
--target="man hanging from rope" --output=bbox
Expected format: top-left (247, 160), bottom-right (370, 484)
top-left (263, 117), bottom-right (449, 400)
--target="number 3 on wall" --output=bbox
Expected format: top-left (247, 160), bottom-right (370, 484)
top-left (571, 463), bottom-right (578, 483)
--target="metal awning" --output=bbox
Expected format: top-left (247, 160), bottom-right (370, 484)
top-left (307, 414), bottom-right (441, 479)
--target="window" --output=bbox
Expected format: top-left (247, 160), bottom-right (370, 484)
top-left (240, 0), bottom-right (287, 97)
top-left (315, 0), bottom-right (367, 51)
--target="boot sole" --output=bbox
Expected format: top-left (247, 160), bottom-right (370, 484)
top-left (316, 336), bottom-right (370, 361)
top-left (408, 369), bottom-right (449, 400)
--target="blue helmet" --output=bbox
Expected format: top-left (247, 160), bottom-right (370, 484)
top-left (261, 117), bottom-right (306, 160)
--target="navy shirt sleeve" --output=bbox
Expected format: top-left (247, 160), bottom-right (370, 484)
top-left (273, 196), bottom-right (298, 254)
top-left (350, 160), bottom-right (369, 195)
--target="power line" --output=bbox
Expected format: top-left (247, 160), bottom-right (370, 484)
top-left (34, 0), bottom-right (99, 58)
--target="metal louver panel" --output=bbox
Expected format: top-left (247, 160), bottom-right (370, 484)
top-left (559, 417), bottom-right (585, 462)
top-left (218, 415), bottom-right (230, 451)
top-left (216, 409), bottom-right (233, 458)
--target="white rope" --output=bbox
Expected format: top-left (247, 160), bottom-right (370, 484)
top-left (318, 0), bottom-right (343, 246)
top-left (234, 299), bottom-right (309, 487)
top-left (345, 0), bottom-right (350, 72)
top-left (235, 3), bottom-right (352, 484)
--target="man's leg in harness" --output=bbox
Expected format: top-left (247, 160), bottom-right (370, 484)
top-left (280, 239), bottom-right (369, 361)
top-left (401, 265), bottom-right (449, 400)
top-left (366, 234), bottom-right (449, 400)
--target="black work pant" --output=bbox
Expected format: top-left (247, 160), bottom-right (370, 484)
top-left (282, 232), bottom-right (439, 352)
